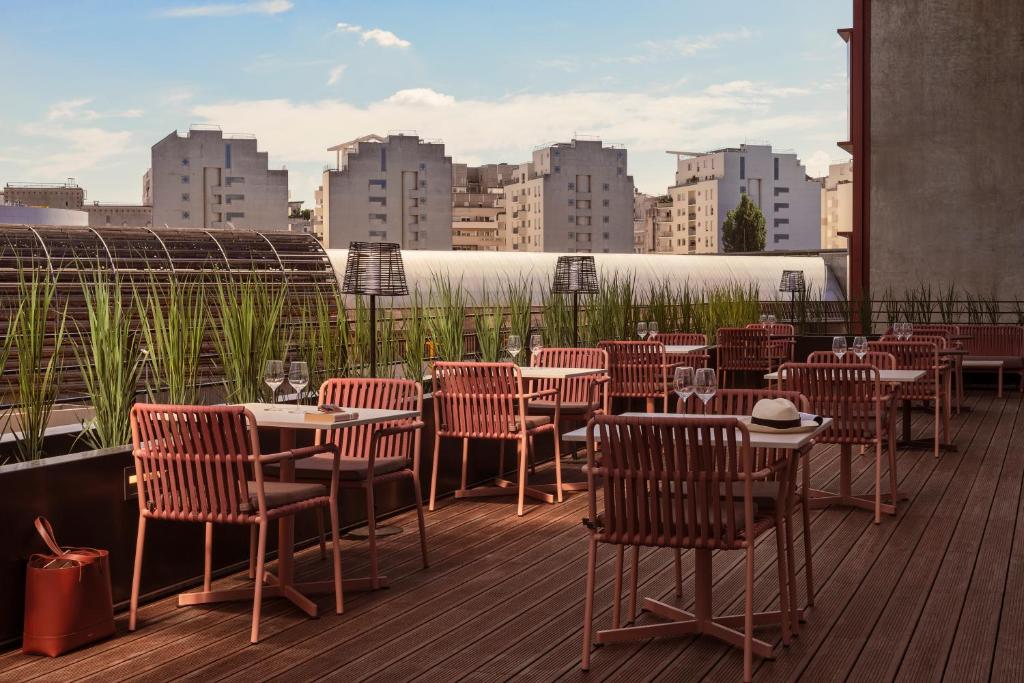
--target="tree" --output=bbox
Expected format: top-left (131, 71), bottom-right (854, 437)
top-left (722, 194), bottom-right (766, 252)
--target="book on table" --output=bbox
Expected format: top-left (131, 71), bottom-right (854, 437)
top-left (303, 407), bottom-right (358, 425)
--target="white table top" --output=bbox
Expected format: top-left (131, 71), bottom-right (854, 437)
top-left (518, 366), bottom-right (605, 380)
top-left (962, 359), bottom-right (1004, 367)
top-left (764, 369), bottom-right (926, 383)
top-left (562, 413), bottom-right (832, 450)
top-left (241, 403), bottom-right (419, 430)
top-left (664, 345), bottom-right (707, 355)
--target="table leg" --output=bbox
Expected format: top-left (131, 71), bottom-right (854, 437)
top-left (277, 428), bottom-right (296, 587)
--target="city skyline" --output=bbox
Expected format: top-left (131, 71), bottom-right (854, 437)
top-left (0, 1), bottom-right (851, 206)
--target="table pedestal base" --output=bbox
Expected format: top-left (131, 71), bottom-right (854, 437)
top-left (454, 478), bottom-right (557, 504)
top-left (345, 524), bottom-right (402, 539)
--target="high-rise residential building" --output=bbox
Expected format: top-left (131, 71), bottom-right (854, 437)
top-left (820, 160), bottom-right (852, 250)
top-left (666, 144), bottom-right (822, 253)
top-left (86, 202), bottom-right (153, 227)
top-left (318, 134), bottom-right (452, 250)
top-left (2, 180), bottom-right (85, 209)
top-left (451, 163), bottom-right (515, 251)
top-left (632, 191), bottom-right (664, 254)
top-left (504, 139), bottom-right (635, 253)
top-left (147, 126), bottom-right (288, 230)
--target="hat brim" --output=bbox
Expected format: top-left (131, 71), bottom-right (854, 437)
top-left (738, 416), bottom-right (821, 434)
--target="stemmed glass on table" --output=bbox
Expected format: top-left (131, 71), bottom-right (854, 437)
top-left (637, 322), bottom-right (648, 340)
top-left (674, 366), bottom-right (695, 411)
top-left (264, 360), bottom-right (285, 409)
top-left (288, 361), bottom-right (309, 404)
top-left (507, 334), bottom-right (523, 364)
top-left (529, 334), bottom-right (543, 364)
top-left (852, 336), bottom-right (868, 359)
top-left (648, 321), bottom-right (659, 340)
top-left (694, 368), bottom-right (717, 407)
top-left (832, 336), bottom-right (848, 360)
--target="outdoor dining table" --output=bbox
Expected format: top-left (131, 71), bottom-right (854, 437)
top-left (564, 413), bottom-right (832, 638)
top-left (515, 366), bottom-right (605, 380)
top-left (238, 403), bottom-right (419, 613)
top-left (940, 347), bottom-right (970, 413)
top-left (663, 344), bottom-right (708, 355)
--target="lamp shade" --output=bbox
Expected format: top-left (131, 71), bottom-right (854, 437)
top-left (779, 269), bottom-right (806, 293)
top-left (551, 255), bottom-right (598, 294)
top-left (341, 242), bottom-right (409, 296)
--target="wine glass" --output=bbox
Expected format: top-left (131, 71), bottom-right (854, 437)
top-left (904, 321), bottom-right (913, 339)
top-left (288, 361), bottom-right (309, 404)
top-left (893, 321), bottom-right (904, 340)
top-left (767, 314), bottom-right (777, 324)
top-left (637, 321), bottom-right (648, 340)
top-left (648, 321), bottom-right (659, 340)
top-left (264, 360), bottom-right (284, 407)
top-left (507, 334), bottom-right (522, 363)
top-left (694, 368), bottom-right (717, 406)
top-left (853, 336), bottom-right (868, 359)
top-left (832, 336), bottom-right (848, 360)
top-left (759, 314), bottom-right (768, 324)
top-left (529, 333), bottom-right (543, 363)
top-left (674, 366), bottom-right (695, 411)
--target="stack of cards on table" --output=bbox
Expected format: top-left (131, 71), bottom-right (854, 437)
top-left (303, 404), bottom-right (358, 425)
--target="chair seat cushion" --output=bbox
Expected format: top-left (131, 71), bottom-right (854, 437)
top-left (248, 481), bottom-right (327, 509)
top-left (529, 400), bottom-right (598, 415)
top-left (520, 415), bottom-right (551, 431)
top-left (296, 454), bottom-right (409, 481)
top-left (966, 355), bottom-right (1023, 369)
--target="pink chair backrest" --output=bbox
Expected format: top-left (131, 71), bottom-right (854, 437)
top-left (656, 332), bottom-right (708, 346)
top-left (317, 378), bottom-right (422, 464)
top-left (587, 414), bottom-right (755, 550)
top-left (718, 327), bottom-right (774, 370)
top-left (747, 322), bottom-right (795, 337)
top-left (432, 361), bottom-right (525, 438)
top-left (130, 404), bottom-right (260, 522)
top-left (777, 363), bottom-right (886, 443)
top-left (868, 340), bottom-right (941, 399)
top-left (806, 350), bottom-right (897, 369)
top-left (959, 324), bottom-right (1024, 356)
top-left (532, 347), bottom-right (608, 405)
top-left (597, 341), bottom-right (667, 399)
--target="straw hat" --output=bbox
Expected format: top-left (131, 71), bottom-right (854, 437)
top-left (739, 398), bottom-right (822, 434)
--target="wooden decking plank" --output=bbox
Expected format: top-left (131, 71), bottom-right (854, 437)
top-left (991, 398), bottom-right (1024, 680)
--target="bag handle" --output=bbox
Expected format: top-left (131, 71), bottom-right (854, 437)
top-left (34, 516), bottom-right (64, 557)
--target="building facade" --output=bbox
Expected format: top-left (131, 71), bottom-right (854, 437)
top-left (451, 163), bottom-right (514, 251)
top-left (504, 139), bottom-right (635, 253)
top-left (2, 181), bottom-right (85, 209)
top-left (147, 127), bottom-right (288, 230)
top-left (318, 134), bottom-right (452, 250)
top-left (86, 203), bottom-right (153, 227)
top-left (667, 144), bottom-right (822, 252)
top-left (820, 160), bottom-right (852, 250)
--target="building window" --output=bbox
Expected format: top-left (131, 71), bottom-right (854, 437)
top-left (774, 202), bottom-right (789, 212)
top-left (602, 216), bottom-right (609, 223)
top-left (568, 198), bottom-right (575, 206)
top-left (181, 193), bottom-right (190, 201)
top-left (774, 218), bottom-right (790, 227)
top-left (225, 176), bottom-right (244, 185)
top-left (419, 162), bottom-right (426, 171)
top-left (568, 216), bottom-right (575, 223)
top-left (370, 196), bottom-right (387, 206)
top-left (554, 165), bottom-right (560, 173)
top-left (602, 199), bottom-right (609, 207)
top-left (740, 156), bottom-right (746, 179)
top-left (181, 158), bottom-right (189, 166)
top-left (774, 186), bottom-right (789, 196)
top-left (603, 232), bottom-right (610, 239)
top-left (226, 212), bottom-right (244, 220)
top-left (181, 175), bottom-right (189, 184)
top-left (773, 233), bottom-right (790, 243)
top-left (576, 175), bottom-right (591, 193)
top-left (739, 186), bottom-right (746, 194)
top-left (369, 179), bottom-right (386, 189)
top-left (773, 157), bottom-right (779, 180)
top-left (182, 211), bottom-right (190, 220)
top-left (568, 182), bottom-right (575, 191)
top-left (602, 183), bottom-right (610, 191)
top-left (225, 143), bottom-right (232, 169)
top-left (419, 180), bottom-right (427, 188)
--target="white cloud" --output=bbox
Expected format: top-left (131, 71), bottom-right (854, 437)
top-left (160, 87), bottom-right (196, 105)
top-left (644, 28), bottom-right (753, 57)
top-left (804, 150), bottom-right (838, 178)
top-left (326, 64), bottom-right (347, 86)
top-left (17, 123), bottom-right (134, 177)
top-left (161, 1), bottom-right (293, 18)
top-left (335, 22), bottom-right (411, 48)
top-left (46, 98), bottom-right (143, 122)
top-left (386, 88), bottom-right (455, 107)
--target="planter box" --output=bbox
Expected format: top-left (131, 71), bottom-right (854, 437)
top-left (0, 394), bottom-right (553, 648)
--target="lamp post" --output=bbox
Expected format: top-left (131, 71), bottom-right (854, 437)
top-left (551, 255), bottom-right (598, 347)
top-left (341, 242), bottom-right (409, 377)
top-left (779, 269), bottom-right (806, 329)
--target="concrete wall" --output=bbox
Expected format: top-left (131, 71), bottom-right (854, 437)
top-left (869, 0), bottom-right (1024, 298)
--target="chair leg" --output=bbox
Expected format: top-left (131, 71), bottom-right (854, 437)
top-left (774, 515), bottom-right (792, 646)
top-left (203, 522), bottom-right (213, 592)
top-left (874, 441), bottom-right (883, 525)
top-left (366, 484), bottom-right (379, 590)
top-left (461, 438), bottom-right (469, 490)
top-left (248, 525), bottom-right (257, 579)
top-left (801, 453), bottom-right (814, 607)
top-left (411, 474), bottom-right (429, 568)
top-left (552, 429), bottom-right (563, 503)
top-left (612, 545), bottom-right (623, 629)
top-left (581, 536), bottom-right (598, 671)
top-left (250, 519), bottom-right (268, 644)
top-left (934, 397), bottom-right (941, 458)
top-left (429, 433), bottom-right (441, 512)
top-left (316, 507), bottom-right (326, 560)
top-left (744, 544), bottom-right (755, 683)
top-left (674, 548), bottom-right (683, 597)
top-left (517, 438), bottom-right (528, 517)
top-left (628, 545), bottom-right (639, 624)
top-left (888, 433), bottom-right (899, 514)
top-left (129, 516), bottom-right (146, 632)
top-left (529, 436), bottom-right (537, 475)
top-left (328, 501), bottom-right (344, 615)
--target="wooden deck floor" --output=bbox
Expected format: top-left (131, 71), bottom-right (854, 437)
top-left (2, 390), bottom-right (1022, 682)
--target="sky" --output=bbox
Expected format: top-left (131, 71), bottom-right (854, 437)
top-left (0, 0), bottom-right (852, 207)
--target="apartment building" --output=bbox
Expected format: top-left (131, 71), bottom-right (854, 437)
top-left (318, 134), bottom-right (452, 250)
top-left (147, 126), bottom-right (288, 230)
top-left (2, 180), bottom-right (85, 209)
top-left (451, 163), bottom-right (515, 251)
top-left (504, 139), bottom-right (635, 253)
top-left (820, 160), bottom-right (853, 249)
top-left (666, 144), bottom-right (822, 253)
top-left (86, 203), bottom-right (153, 227)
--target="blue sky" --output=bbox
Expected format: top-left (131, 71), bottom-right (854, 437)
top-left (0, 1), bottom-right (852, 206)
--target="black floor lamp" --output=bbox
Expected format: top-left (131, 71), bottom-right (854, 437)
top-left (552, 255), bottom-right (598, 347)
top-left (341, 242), bottom-right (409, 377)
top-left (779, 269), bottom-right (806, 328)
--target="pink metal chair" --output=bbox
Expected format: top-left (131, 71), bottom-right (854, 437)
top-left (580, 414), bottom-right (793, 682)
top-left (293, 378), bottom-right (428, 590)
top-left (747, 322), bottom-right (796, 362)
top-left (429, 361), bottom-right (561, 517)
top-left (959, 324), bottom-right (1024, 391)
top-left (597, 340), bottom-right (676, 412)
top-left (778, 362), bottom-right (899, 522)
top-left (869, 339), bottom-right (950, 457)
top-left (656, 332), bottom-right (711, 369)
top-left (718, 327), bottom-right (785, 388)
top-left (128, 404), bottom-right (342, 643)
top-left (676, 388), bottom-right (815, 618)
top-left (806, 350), bottom-right (897, 369)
